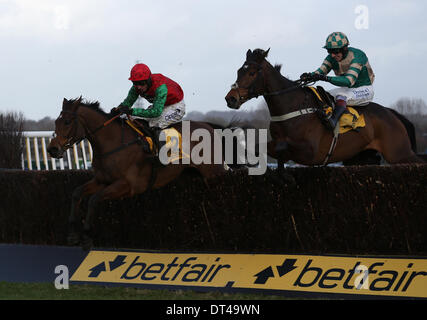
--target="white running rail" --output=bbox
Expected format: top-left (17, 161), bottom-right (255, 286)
top-left (22, 131), bottom-right (92, 170)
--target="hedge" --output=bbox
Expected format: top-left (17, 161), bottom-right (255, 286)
top-left (0, 165), bottom-right (426, 255)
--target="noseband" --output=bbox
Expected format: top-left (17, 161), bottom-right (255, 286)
top-left (231, 61), bottom-right (265, 101)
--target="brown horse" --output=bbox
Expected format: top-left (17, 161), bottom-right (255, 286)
top-left (225, 48), bottom-right (424, 170)
top-left (47, 97), bottom-right (227, 250)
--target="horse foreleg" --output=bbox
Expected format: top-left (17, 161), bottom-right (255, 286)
top-left (81, 179), bottom-right (131, 250)
top-left (266, 141), bottom-right (295, 186)
top-left (69, 179), bottom-right (104, 245)
top-left (267, 140), bottom-right (287, 169)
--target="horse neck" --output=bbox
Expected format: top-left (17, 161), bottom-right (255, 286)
top-left (261, 61), bottom-right (304, 117)
top-left (77, 106), bottom-right (123, 154)
top-left (262, 61), bottom-right (295, 91)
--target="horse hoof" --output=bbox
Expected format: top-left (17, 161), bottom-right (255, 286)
top-left (81, 235), bottom-right (93, 251)
top-left (67, 232), bottom-right (80, 246)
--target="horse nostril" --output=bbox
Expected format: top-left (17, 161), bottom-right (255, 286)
top-left (47, 146), bottom-right (58, 157)
top-left (225, 96), bottom-right (237, 106)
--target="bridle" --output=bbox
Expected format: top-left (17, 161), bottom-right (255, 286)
top-left (54, 110), bottom-right (84, 149)
top-left (230, 61), bottom-right (265, 102)
top-left (56, 105), bottom-right (150, 159)
top-left (55, 107), bottom-right (121, 150)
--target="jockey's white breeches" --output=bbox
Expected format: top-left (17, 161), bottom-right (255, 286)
top-left (134, 100), bottom-right (186, 129)
top-left (328, 85), bottom-right (374, 106)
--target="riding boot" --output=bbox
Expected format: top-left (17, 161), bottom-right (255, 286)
top-left (150, 126), bottom-right (162, 155)
top-left (327, 100), bottom-right (347, 130)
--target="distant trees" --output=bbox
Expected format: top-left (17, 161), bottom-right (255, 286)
top-left (0, 111), bottom-right (24, 168)
top-left (22, 116), bottom-right (55, 131)
top-left (389, 97), bottom-right (427, 153)
top-left (185, 104), bottom-right (270, 130)
top-left (390, 97), bottom-right (427, 115)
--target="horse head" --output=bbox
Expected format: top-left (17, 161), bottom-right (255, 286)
top-left (225, 48), bottom-right (270, 109)
top-left (47, 97), bottom-right (87, 158)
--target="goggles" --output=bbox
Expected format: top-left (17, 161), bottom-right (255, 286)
top-left (327, 48), bottom-right (343, 55)
top-left (132, 80), bottom-right (148, 86)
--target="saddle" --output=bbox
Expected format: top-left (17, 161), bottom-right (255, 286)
top-left (308, 86), bottom-right (365, 133)
top-left (126, 118), bottom-right (190, 164)
top-left (306, 86), bottom-right (366, 165)
top-left (126, 118), bottom-right (158, 154)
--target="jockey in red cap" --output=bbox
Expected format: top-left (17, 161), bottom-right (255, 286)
top-left (113, 63), bottom-right (185, 130)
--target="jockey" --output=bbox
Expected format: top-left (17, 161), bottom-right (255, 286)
top-left (112, 63), bottom-right (185, 151)
top-left (300, 32), bottom-right (375, 129)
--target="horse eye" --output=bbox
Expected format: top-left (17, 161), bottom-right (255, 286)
top-left (64, 119), bottom-right (72, 125)
top-left (249, 71), bottom-right (256, 76)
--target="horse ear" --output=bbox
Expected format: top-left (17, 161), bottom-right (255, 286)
top-left (246, 49), bottom-right (252, 59)
top-left (71, 96), bottom-right (83, 111)
top-left (62, 98), bottom-right (68, 108)
top-left (264, 48), bottom-right (270, 57)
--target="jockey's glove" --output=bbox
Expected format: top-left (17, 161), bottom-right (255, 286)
top-left (311, 73), bottom-right (330, 82)
top-left (299, 72), bottom-right (311, 81)
top-left (118, 105), bottom-right (133, 115)
top-left (300, 72), bottom-right (330, 82)
top-left (110, 107), bottom-right (120, 116)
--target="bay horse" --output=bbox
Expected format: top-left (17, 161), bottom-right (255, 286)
top-left (47, 97), bottom-right (227, 250)
top-left (225, 48), bottom-right (424, 170)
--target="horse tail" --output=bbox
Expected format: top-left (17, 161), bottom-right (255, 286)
top-left (387, 108), bottom-right (417, 153)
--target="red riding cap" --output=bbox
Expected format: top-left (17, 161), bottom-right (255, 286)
top-left (129, 63), bottom-right (151, 81)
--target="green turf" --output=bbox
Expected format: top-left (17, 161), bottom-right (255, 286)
top-left (0, 282), bottom-right (289, 300)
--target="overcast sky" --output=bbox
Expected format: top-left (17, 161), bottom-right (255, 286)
top-left (1, 0), bottom-right (426, 120)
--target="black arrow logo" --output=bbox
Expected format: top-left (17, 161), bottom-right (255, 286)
top-left (254, 266), bottom-right (274, 284)
top-left (109, 255), bottom-right (126, 271)
top-left (89, 262), bottom-right (106, 278)
top-left (88, 255), bottom-right (127, 278)
top-left (254, 258), bottom-right (298, 285)
top-left (277, 258), bottom-right (297, 277)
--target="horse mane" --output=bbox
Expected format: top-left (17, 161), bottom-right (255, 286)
top-left (67, 96), bottom-right (111, 117)
top-left (274, 64), bottom-right (282, 73)
top-left (274, 63), bottom-right (296, 84)
top-left (249, 49), bottom-right (297, 85)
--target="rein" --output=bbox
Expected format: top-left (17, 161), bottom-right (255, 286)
top-left (233, 59), bottom-right (315, 100)
top-left (91, 113), bottom-right (122, 135)
top-left (263, 79), bottom-right (316, 97)
top-left (60, 109), bottom-right (121, 135)
top-left (59, 109), bottom-right (142, 158)
top-left (91, 115), bottom-right (146, 159)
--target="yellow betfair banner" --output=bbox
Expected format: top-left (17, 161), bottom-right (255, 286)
top-left (71, 251), bottom-right (427, 298)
